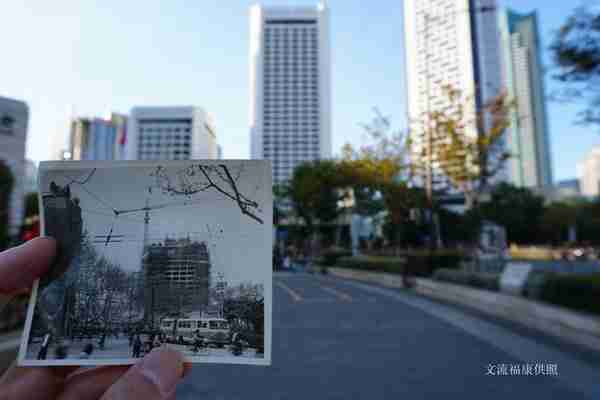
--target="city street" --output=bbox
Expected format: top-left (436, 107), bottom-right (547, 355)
top-left (177, 272), bottom-right (600, 399)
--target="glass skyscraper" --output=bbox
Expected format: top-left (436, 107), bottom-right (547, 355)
top-left (498, 9), bottom-right (553, 189)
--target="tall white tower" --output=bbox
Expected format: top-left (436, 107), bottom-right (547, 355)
top-left (404, 0), bottom-right (504, 192)
top-left (249, 2), bottom-right (332, 185)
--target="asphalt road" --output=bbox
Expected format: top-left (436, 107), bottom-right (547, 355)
top-left (177, 272), bottom-right (600, 400)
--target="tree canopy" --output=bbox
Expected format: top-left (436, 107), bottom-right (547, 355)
top-left (422, 85), bottom-right (513, 209)
top-left (551, 5), bottom-right (600, 126)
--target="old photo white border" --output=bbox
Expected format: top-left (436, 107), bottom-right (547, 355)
top-left (18, 160), bottom-right (272, 367)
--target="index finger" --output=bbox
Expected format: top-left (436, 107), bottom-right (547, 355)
top-left (0, 237), bottom-right (56, 295)
top-left (0, 238), bottom-right (57, 314)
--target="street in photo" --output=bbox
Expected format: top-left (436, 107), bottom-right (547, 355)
top-left (18, 160), bottom-right (272, 366)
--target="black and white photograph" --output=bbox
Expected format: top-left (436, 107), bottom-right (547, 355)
top-left (18, 160), bottom-right (272, 366)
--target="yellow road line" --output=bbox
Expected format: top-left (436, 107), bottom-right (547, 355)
top-left (320, 285), bottom-right (353, 302)
top-left (275, 280), bottom-right (303, 302)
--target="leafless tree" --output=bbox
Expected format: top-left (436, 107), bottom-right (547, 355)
top-left (149, 164), bottom-right (264, 224)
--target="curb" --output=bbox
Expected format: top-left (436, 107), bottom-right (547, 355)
top-left (328, 267), bottom-right (600, 353)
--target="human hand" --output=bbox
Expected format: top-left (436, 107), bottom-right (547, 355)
top-left (0, 238), bottom-right (189, 400)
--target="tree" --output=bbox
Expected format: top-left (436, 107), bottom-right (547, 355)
top-left (575, 200), bottom-right (600, 244)
top-left (381, 182), bottom-right (428, 247)
top-left (340, 109), bottom-right (411, 204)
top-left (540, 202), bottom-right (579, 245)
top-left (0, 161), bottom-right (14, 250)
top-left (339, 111), bottom-right (415, 248)
top-left (550, 5), bottom-right (600, 127)
top-left (23, 192), bottom-right (39, 218)
top-left (288, 160), bottom-right (344, 238)
top-left (478, 183), bottom-right (545, 244)
top-left (421, 85), bottom-right (513, 209)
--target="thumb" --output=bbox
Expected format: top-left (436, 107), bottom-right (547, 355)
top-left (100, 347), bottom-right (185, 400)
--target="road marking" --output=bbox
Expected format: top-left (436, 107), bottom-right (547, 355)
top-left (275, 280), bottom-right (303, 302)
top-left (320, 285), bottom-right (352, 302)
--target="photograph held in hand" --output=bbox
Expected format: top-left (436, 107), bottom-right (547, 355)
top-left (18, 160), bottom-right (272, 366)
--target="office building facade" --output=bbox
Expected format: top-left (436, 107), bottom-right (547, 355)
top-left (70, 117), bottom-right (118, 161)
top-left (0, 96), bottom-right (29, 236)
top-left (404, 0), bottom-right (504, 192)
top-left (578, 147), bottom-right (600, 197)
top-left (127, 107), bottom-right (217, 161)
top-left (250, 2), bottom-right (331, 184)
top-left (498, 9), bottom-right (553, 189)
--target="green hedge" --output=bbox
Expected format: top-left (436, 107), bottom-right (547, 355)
top-left (433, 269), bottom-right (500, 291)
top-left (405, 251), bottom-right (464, 277)
top-left (335, 251), bottom-right (464, 277)
top-left (540, 274), bottom-right (600, 316)
top-left (320, 247), bottom-right (353, 266)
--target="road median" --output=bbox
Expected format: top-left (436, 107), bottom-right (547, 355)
top-left (329, 267), bottom-right (600, 352)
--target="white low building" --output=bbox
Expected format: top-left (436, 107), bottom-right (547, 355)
top-left (126, 106), bottom-right (217, 161)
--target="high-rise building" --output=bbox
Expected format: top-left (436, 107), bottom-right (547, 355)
top-left (0, 96), bottom-right (29, 236)
top-left (577, 147), bottom-right (600, 197)
top-left (498, 9), bottom-right (553, 190)
top-left (24, 159), bottom-right (38, 194)
top-left (249, 2), bottom-right (331, 184)
top-left (404, 0), bottom-right (504, 192)
top-left (127, 107), bottom-right (217, 161)
top-left (143, 238), bottom-right (211, 318)
top-left (70, 117), bottom-right (118, 161)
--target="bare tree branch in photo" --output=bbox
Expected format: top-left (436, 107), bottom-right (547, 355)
top-left (150, 164), bottom-right (264, 224)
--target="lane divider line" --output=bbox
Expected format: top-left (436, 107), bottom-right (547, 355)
top-left (275, 280), bottom-right (303, 302)
top-left (320, 285), bottom-right (353, 302)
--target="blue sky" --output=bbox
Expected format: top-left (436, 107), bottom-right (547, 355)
top-left (1, 0), bottom-right (597, 182)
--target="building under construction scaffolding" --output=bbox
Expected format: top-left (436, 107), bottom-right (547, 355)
top-left (142, 238), bottom-right (211, 325)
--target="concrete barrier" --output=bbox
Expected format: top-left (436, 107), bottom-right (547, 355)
top-left (329, 267), bottom-right (600, 352)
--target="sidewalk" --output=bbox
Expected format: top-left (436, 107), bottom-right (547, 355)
top-left (0, 330), bottom-right (21, 374)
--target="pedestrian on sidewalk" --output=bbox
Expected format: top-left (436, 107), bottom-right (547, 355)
top-left (79, 343), bottom-right (94, 359)
top-left (132, 335), bottom-right (142, 358)
top-left (36, 333), bottom-right (51, 360)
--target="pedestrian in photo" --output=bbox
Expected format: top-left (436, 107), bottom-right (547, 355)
top-left (80, 343), bottom-right (94, 359)
top-left (36, 333), bottom-right (51, 360)
top-left (132, 335), bottom-right (142, 358)
top-left (98, 333), bottom-right (106, 350)
top-left (144, 337), bottom-right (153, 354)
top-left (193, 330), bottom-right (204, 352)
top-left (54, 343), bottom-right (68, 360)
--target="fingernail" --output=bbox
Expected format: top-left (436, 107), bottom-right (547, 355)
top-left (139, 347), bottom-right (184, 397)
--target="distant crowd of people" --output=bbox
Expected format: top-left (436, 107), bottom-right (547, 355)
top-left (33, 328), bottom-right (247, 360)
